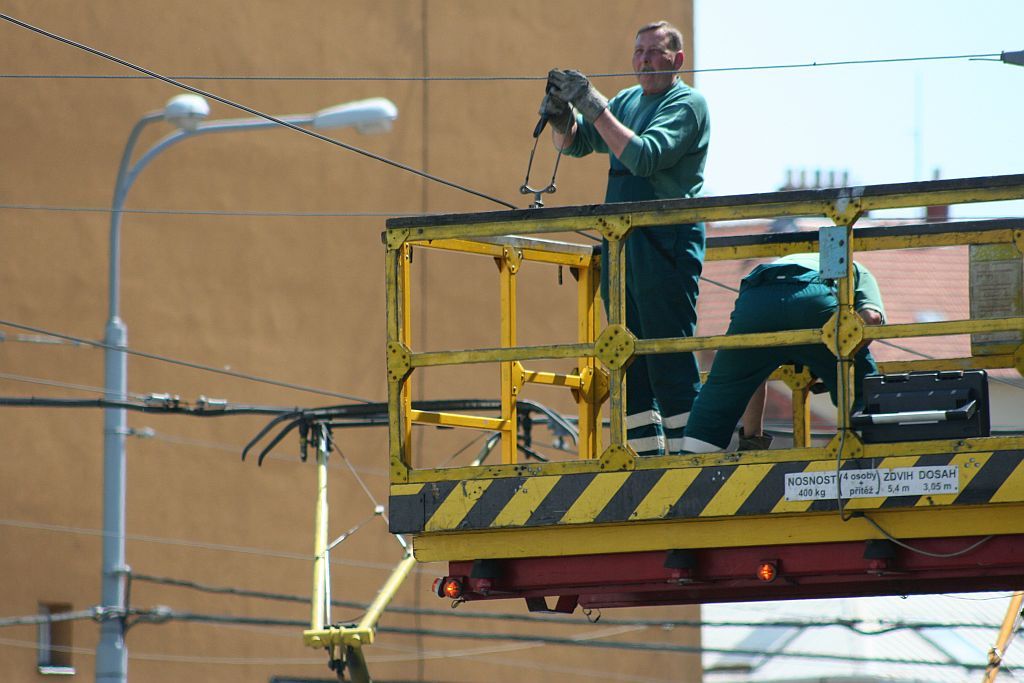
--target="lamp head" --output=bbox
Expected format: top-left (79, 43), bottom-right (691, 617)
top-left (312, 97), bottom-right (398, 134)
top-left (163, 94), bottom-right (210, 131)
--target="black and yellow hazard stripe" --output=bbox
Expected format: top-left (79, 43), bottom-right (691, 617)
top-left (389, 449), bottom-right (1024, 534)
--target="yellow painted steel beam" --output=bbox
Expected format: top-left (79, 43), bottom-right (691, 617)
top-left (410, 237), bottom-right (596, 267)
top-left (707, 240), bottom-right (818, 262)
top-left (410, 410), bottom-right (509, 431)
top-left (498, 247), bottom-right (520, 464)
top-left (411, 342), bottom-right (593, 368)
top-left (387, 185), bottom-right (1024, 244)
top-left (403, 444), bottom-right (828, 484)
top-left (520, 368), bottom-right (583, 388)
top-left (876, 355), bottom-right (1019, 374)
top-left (605, 236), bottom-right (628, 447)
top-left (853, 229), bottom-right (1019, 252)
top-left (577, 258), bottom-right (603, 460)
top-left (385, 175), bottom-right (1024, 243)
top-left (704, 226), bottom-right (1020, 263)
top-left (411, 505), bottom-right (1024, 562)
top-left (865, 317), bottom-right (1024, 340)
top-left (384, 245), bottom-right (408, 480)
top-left (400, 244), bottom-right (414, 472)
top-left (392, 447), bottom-right (1024, 536)
top-left (396, 432), bottom-right (1024, 485)
top-left (635, 327), bottom-right (822, 355)
top-left (628, 185), bottom-right (1024, 230)
top-left (861, 434), bottom-right (1024, 458)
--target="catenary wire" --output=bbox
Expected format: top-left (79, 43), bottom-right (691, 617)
top-left (0, 608), bottom-right (100, 628)
top-left (108, 611), bottom-right (1012, 670)
top-left (0, 633), bottom-right (674, 682)
top-left (335, 445), bottom-right (388, 516)
top-left (135, 427), bottom-right (390, 477)
top-left (0, 203), bottom-right (422, 217)
top-left (0, 371), bottom-right (149, 400)
top-left (0, 319), bottom-right (372, 402)
top-left (0, 52), bottom-right (1001, 81)
top-left (127, 572), bottom-right (1006, 634)
top-left (0, 330), bottom-right (85, 345)
top-left (1, 202), bottom-right (1019, 221)
top-left (0, 635), bottom-right (324, 664)
top-left (0, 517), bottom-right (407, 571)
top-left (0, 13), bottom-right (518, 211)
top-left (0, 608), bottom-right (995, 670)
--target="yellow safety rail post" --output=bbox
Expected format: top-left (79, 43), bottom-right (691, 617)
top-left (596, 218), bottom-right (631, 454)
top-left (774, 365), bottom-right (814, 448)
top-left (384, 229), bottom-right (411, 482)
top-left (575, 253), bottom-right (604, 459)
top-left (399, 243), bottom-right (414, 473)
top-left (498, 244), bottom-right (520, 464)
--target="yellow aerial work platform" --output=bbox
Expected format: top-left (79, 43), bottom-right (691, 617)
top-left (379, 173), bottom-right (1024, 610)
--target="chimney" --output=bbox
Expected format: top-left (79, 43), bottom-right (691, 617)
top-left (925, 168), bottom-right (949, 223)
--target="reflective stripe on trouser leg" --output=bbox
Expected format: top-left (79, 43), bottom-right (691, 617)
top-left (625, 358), bottom-right (664, 456)
top-left (663, 410), bottom-right (691, 454)
top-left (679, 435), bottom-right (721, 453)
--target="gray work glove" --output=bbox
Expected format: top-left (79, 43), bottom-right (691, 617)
top-left (547, 69), bottom-right (608, 124)
top-left (538, 92), bottom-right (574, 134)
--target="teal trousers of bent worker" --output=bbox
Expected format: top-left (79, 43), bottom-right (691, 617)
top-left (682, 277), bottom-right (877, 451)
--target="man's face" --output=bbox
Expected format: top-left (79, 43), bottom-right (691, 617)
top-left (632, 28), bottom-right (683, 95)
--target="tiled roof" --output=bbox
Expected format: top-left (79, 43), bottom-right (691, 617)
top-left (697, 220), bottom-right (972, 364)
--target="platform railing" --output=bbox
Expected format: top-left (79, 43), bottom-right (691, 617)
top-left (384, 174), bottom-right (1024, 484)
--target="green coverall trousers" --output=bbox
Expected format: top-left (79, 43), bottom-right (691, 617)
top-left (682, 277), bottom-right (877, 451)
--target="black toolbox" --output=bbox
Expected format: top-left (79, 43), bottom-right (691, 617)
top-left (852, 370), bottom-right (990, 443)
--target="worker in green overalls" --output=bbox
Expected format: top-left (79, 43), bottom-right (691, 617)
top-left (681, 253), bottom-right (886, 453)
top-left (541, 20), bottom-right (711, 454)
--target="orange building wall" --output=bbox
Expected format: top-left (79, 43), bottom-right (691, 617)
top-left (0, 3), bottom-right (702, 681)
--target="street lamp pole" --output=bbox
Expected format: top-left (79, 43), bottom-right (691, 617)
top-left (95, 95), bottom-right (397, 683)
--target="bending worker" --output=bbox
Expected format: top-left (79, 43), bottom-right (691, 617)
top-left (680, 252), bottom-right (886, 454)
top-left (541, 20), bottom-right (711, 455)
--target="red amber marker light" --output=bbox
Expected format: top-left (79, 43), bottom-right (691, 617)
top-left (443, 578), bottom-right (464, 599)
top-left (757, 561), bottom-right (778, 582)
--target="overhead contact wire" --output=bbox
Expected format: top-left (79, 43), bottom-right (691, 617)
top-left (0, 52), bottom-right (1001, 81)
top-left (0, 13), bottom-right (517, 210)
top-left (0, 319), bottom-right (370, 402)
top-left (0, 204), bottom-right (421, 217)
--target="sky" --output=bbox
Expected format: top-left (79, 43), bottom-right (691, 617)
top-left (692, 0), bottom-right (1024, 219)
top-left (691, 5), bottom-right (1024, 678)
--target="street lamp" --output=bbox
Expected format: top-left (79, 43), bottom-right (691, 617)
top-left (96, 94), bottom-right (397, 683)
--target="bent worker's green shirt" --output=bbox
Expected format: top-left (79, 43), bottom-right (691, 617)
top-left (749, 252), bottom-right (887, 322)
top-left (564, 79), bottom-right (710, 202)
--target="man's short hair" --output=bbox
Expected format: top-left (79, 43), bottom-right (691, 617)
top-left (636, 20), bottom-right (684, 52)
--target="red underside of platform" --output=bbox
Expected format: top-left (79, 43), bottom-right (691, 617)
top-left (442, 534), bottom-right (1024, 610)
